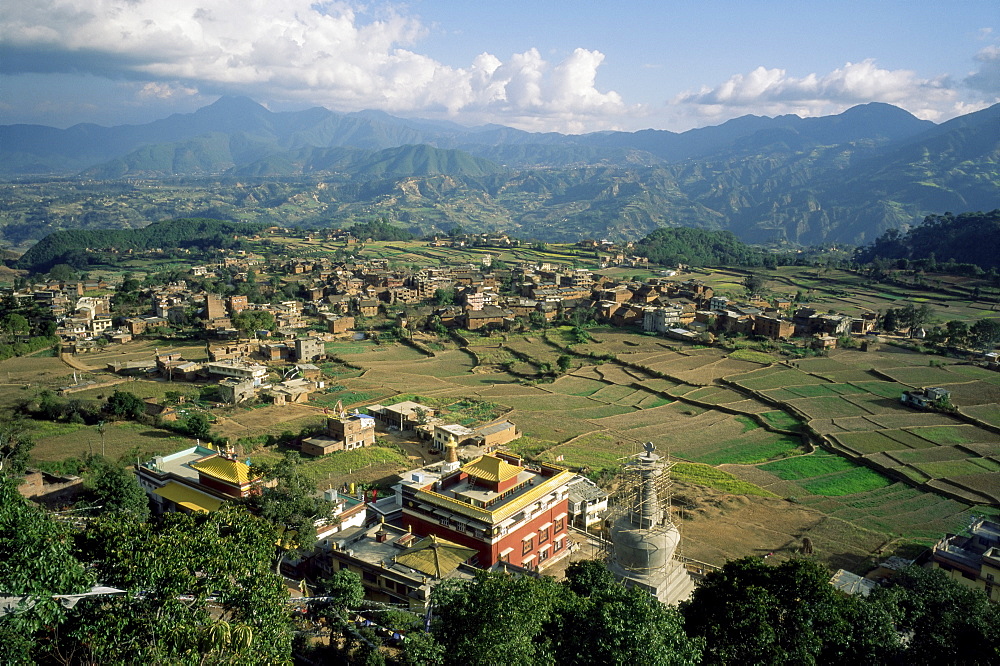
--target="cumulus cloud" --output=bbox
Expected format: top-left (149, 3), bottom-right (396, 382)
top-left (672, 59), bottom-right (959, 122)
top-left (0, 0), bottom-right (633, 132)
top-left (965, 45), bottom-right (1000, 97)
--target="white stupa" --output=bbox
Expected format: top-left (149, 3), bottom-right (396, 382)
top-left (607, 442), bottom-right (695, 604)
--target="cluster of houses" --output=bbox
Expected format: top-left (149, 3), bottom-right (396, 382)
top-left (124, 405), bottom-right (611, 609)
top-left (7, 244), bottom-right (888, 365)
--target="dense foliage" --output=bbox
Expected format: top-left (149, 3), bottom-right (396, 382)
top-left (857, 210), bottom-right (1000, 273)
top-left (1, 477), bottom-right (292, 665)
top-left (635, 227), bottom-right (773, 267)
top-left (347, 218), bottom-right (416, 241)
top-left (13, 218), bottom-right (269, 274)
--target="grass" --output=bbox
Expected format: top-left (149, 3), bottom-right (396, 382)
top-left (727, 349), bottom-right (776, 364)
top-left (760, 453), bottom-right (857, 480)
top-left (672, 462), bottom-right (778, 497)
top-left (799, 468), bottom-right (893, 496)
top-left (297, 446), bottom-right (410, 484)
top-left (760, 411), bottom-right (802, 430)
top-left (692, 434), bottom-right (802, 466)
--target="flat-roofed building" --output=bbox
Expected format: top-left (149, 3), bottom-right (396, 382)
top-left (398, 452), bottom-right (574, 570)
top-left (204, 360), bottom-right (268, 385)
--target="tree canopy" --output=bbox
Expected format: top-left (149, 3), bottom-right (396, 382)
top-left (856, 209), bottom-right (1000, 273)
top-left (635, 227), bottom-right (771, 267)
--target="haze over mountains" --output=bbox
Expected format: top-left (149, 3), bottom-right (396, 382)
top-left (2, 96), bottom-right (998, 246)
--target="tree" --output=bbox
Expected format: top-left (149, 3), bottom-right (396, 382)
top-left (104, 390), bottom-right (146, 420)
top-left (882, 308), bottom-right (899, 333)
top-left (1, 313), bottom-right (30, 336)
top-left (64, 507), bottom-right (292, 664)
top-left (241, 453), bottom-right (335, 568)
top-left (681, 557), bottom-right (899, 665)
top-left (552, 561), bottom-right (702, 665)
top-left (86, 459), bottom-right (150, 521)
top-left (971, 318), bottom-right (1000, 352)
top-left (433, 288), bottom-right (455, 306)
top-left (0, 477), bottom-right (93, 663)
top-left (870, 566), bottom-right (1000, 665)
top-left (310, 569), bottom-right (365, 641)
top-left (183, 412), bottom-right (213, 440)
top-left (944, 320), bottom-right (969, 347)
top-left (742, 273), bottom-right (767, 296)
top-left (557, 354), bottom-right (573, 374)
top-left (232, 309), bottom-right (276, 337)
top-left (0, 416), bottom-right (35, 477)
top-left (48, 263), bottom-right (78, 281)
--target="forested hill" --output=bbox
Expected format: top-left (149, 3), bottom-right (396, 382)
top-left (856, 210), bottom-right (1000, 272)
top-left (13, 219), bottom-right (268, 273)
top-left (635, 227), bottom-right (771, 267)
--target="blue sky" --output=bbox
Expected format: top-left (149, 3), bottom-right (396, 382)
top-left (1, 0), bottom-right (998, 132)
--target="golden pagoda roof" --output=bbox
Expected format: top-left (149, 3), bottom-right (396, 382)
top-left (191, 455), bottom-right (254, 485)
top-left (461, 454), bottom-right (522, 483)
top-left (395, 535), bottom-right (476, 578)
top-left (153, 481), bottom-right (223, 513)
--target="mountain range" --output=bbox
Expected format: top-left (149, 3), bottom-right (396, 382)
top-left (1, 97), bottom-right (998, 246)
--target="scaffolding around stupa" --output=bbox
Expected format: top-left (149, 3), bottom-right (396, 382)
top-left (605, 442), bottom-right (694, 604)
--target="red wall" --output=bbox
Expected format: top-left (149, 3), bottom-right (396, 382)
top-left (403, 497), bottom-right (569, 568)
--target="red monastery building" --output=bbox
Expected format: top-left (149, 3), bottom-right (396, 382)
top-left (398, 449), bottom-right (574, 570)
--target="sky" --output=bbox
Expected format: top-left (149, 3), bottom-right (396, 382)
top-left (1, 0), bottom-right (998, 133)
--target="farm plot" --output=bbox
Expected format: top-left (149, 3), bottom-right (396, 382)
top-left (848, 381), bottom-right (911, 399)
top-left (31, 420), bottom-right (193, 463)
top-left (593, 364), bottom-right (642, 385)
top-left (685, 386), bottom-right (746, 405)
top-left (961, 404), bottom-right (1000, 428)
top-left (672, 359), bottom-right (758, 385)
top-left (793, 357), bottom-right (856, 373)
top-left (878, 365), bottom-right (969, 387)
top-left (788, 396), bottom-right (873, 419)
top-left (906, 424), bottom-right (1000, 446)
top-left (505, 407), bottom-right (606, 444)
top-left (730, 369), bottom-right (829, 391)
top-left (940, 380), bottom-right (1000, 406)
top-left (690, 430), bottom-right (803, 466)
top-left (865, 412), bottom-right (958, 429)
top-left (589, 384), bottom-right (641, 404)
top-left (548, 375), bottom-right (605, 396)
top-left (540, 432), bottom-right (631, 474)
top-left (832, 431), bottom-right (913, 454)
top-left (783, 383), bottom-right (865, 398)
top-left (812, 369), bottom-right (883, 383)
top-left (713, 398), bottom-right (770, 414)
top-left (948, 474), bottom-right (1000, 504)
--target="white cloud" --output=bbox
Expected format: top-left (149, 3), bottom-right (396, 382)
top-left (0, 0), bottom-right (634, 132)
top-left (672, 59), bottom-right (959, 122)
top-left (965, 45), bottom-right (1000, 97)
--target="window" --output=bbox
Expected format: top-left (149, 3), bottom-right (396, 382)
top-left (539, 526), bottom-right (549, 543)
top-left (363, 571), bottom-right (379, 584)
top-left (539, 547), bottom-right (550, 562)
top-left (522, 538), bottom-right (533, 555)
top-left (553, 538), bottom-right (563, 552)
top-left (555, 516), bottom-right (565, 532)
top-left (988, 573), bottom-right (995, 582)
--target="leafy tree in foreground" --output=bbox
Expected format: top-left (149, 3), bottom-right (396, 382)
top-left (66, 507), bottom-right (291, 664)
top-left (85, 458), bottom-right (151, 521)
top-left (0, 477), bottom-right (93, 664)
top-left (681, 556), bottom-right (900, 665)
top-left (870, 566), bottom-right (1000, 665)
top-left (242, 453), bottom-right (335, 569)
top-left (552, 560), bottom-right (702, 665)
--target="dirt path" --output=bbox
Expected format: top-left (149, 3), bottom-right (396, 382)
top-left (60, 352), bottom-right (98, 372)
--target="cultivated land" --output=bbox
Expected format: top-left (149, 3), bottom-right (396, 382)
top-left (5, 236), bottom-right (999, 568)
top-left (11, 313), bottom-right (1000, 571)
